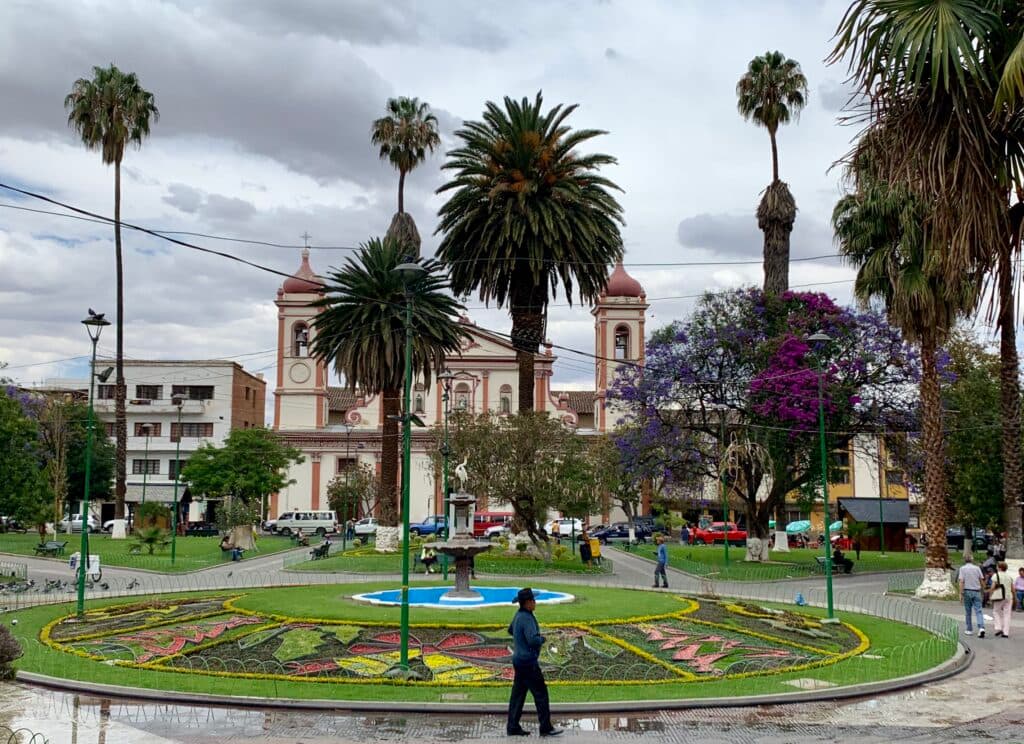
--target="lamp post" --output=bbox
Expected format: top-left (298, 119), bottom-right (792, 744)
top-left (171, 396), bottom-right (184, 565)
top-left (140, 423), bottom-right (152, 508)
top-left (341, 423), bottom-right (353, 553)
top-left (720, 409), bottom-right (729, 568)
top-left (437, 370), bottom-right (455, 581)
top-left (78, 309), bottom-right (110, 617)
top-left (394, 259), bottom-right (426, 671)
top-left (808, 331), bottom-right (836, 621)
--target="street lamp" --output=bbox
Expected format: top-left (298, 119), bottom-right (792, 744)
top-left (393, 259), bottom-right (426, 671)
top-left (341, 422), bottom-right (353, 553)
top-left (171, 396), bottom-right (184, 565)
top-left (78, 309), bottom-right (110, 617)
top-left (437, 369), bottom-right (456, 581)
top-left (808, 331), bottom-right (836, 621)
top-left (140, 423), bottom-right (153, 510)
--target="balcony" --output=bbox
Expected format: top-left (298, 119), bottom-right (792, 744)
top-left (93, 397), bottom-right (209, 415)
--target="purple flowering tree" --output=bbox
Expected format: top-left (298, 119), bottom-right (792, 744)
top-left (608, 288), bottom-right (918, 561)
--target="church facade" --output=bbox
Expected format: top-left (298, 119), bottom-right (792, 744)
top-left (269, 249), bottom-right (648, 523)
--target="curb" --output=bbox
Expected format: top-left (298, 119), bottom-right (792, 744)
top-left (14, 642), bottom-right (971, 714)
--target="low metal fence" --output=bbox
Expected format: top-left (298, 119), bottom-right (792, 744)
top-left (0, 561), bottom-right (27, 581)
top-left (0, 725), bottom-right (48, 744)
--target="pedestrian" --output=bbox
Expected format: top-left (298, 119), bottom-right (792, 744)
top-left (506, 588), bottom-right (561, 737)
top-left (345, 519), bottom-right (355, 541)
top-left (680, 523), bottom-right (690, 546)
top-left (579, 530), bottom-right (592, 567)
top-left (832, 546), bottom-right (854, 574)
top-left (1014, 567), bottom-right (1024, 612)
top-left (957, 553), bottom-right (986, 638)
top-left (990, 561), bottom-right (1014, 638)
top-left (653, 535), bottom-right (669, 588)
top-left (420, 545), bottom-right (437, 574)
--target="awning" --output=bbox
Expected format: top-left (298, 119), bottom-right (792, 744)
top-left (125, 484), bottom-right (189, 504)
top-left (837, 498), bottom-right (909, 524)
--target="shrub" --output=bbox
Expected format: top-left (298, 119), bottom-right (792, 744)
top-left (516, 541), bottom-right (529, 554)
top-left (131, 526), bottom-right (171, 555)
top-left (552, 545), bottom-right (569, 560)
top-left (136, 501), bottom-right (171, 527)
top-left (0, 624), bottom-right (22, 680)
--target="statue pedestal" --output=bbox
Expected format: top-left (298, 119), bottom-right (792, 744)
top-left (110, 519), bottom-right (128, 539)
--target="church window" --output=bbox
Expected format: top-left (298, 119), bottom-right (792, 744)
top-left (455, 382), bottom-right (471, 410)
top-left (499, 384), bottom-right (513, 414)
top-left (614, 326), bottom-right (630, 360)
top-left (293, 323), bottom-right (310, 357)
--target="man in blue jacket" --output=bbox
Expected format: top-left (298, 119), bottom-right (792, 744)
top-left (506, 587), bottom-right (561, 737)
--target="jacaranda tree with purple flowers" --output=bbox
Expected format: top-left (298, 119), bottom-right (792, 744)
top-left (608, 288), bottom-right (918, 561)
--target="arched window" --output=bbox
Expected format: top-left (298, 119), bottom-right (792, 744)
top-left (292, 322), bottom-right (309, 357)
top-left (499, 384), bottom-right (513, 414)
top-left (614, 326), bottom-right (630, 360)
top-left (455, 382), bottom-right (471, 410)
top-left (414, 383), bottom-right (425, 414)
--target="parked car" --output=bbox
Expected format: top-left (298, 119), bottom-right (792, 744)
top-left (0, 516), bottom-right (26, 533)
top-left (56, 514), bottom-right (99, 533)
top-left (409, 515), bottom-right (448, 537)
top-left (484, 523), bottom-right (510, 540)
top-left (692, 522), bottom-right (747, 546)
top-left (544, 518), bottom-right (583, 537)
top-left (353, 517), bottom-right (378, 536)
top-left (946, 527), bottom-right (991, 552)
top-left (271, 510), bottom-right (338, 537)
top-left (473, 511), bottom-right (514, 538)
top-left (185, 522), bottom-right (220, 537)
top-left (591, 522), bottom-right (651, 544)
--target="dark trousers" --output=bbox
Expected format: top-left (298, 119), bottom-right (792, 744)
top-left (654, 561), bottom-right (668, 586)
top-left (507, 661), bottom-right (552, 734)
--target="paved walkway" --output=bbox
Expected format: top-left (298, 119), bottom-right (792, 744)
top-left (3, 546), bottom-right (1023, 743)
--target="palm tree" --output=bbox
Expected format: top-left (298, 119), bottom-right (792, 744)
top-left (830, 0), bottom-right (1024, 557)
top-left (310, 238), bottom-right (466, 537)
top-left (65, 65), bottom-right (158, 523)
top-left (833, 159), bottom-right (980, 593)
top-left (436, 92), bottom-right (625, 411)
top-left (371, 97), bottom-right (441, 216)
top-left (736, 51), bottom-right (808, 296)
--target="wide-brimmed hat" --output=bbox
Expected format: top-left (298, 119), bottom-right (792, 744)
top-left (515, 587), bottom-right (536, 604)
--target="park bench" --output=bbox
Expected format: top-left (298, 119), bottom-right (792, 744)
top-left (34, 540), bottom-right (67, 557)
top-left (309, 543), bottom-right (330, 560)
top-left (814, 556), bottom-right (854, 574)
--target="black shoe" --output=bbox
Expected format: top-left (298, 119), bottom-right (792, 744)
top-left (507, 729), bottom-right (531, 736)
top-left (540, 729), bottom-right (562, 737)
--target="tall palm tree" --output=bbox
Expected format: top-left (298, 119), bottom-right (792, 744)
top-left (436, 92), bottom-right (625, 411)
top-left (310, 238), bottom-right (466, 534)
top-left (736, 51), bottom-right (808, 296)
top-left (831, 0), bottom-right (1024, 556)
top-left (371, 97), bottom-right (441, 217)
top-left (65, 64), bottom-right (158, 523)
top-left (833, 159), bottom-right (980, 593)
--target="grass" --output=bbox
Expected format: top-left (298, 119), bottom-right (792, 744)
top-left (6, 583), bottom-right (956, 704)
top-left (289, 545), bottom-right (609, 576)
top-left (0, 533), bottom-right (300, 573)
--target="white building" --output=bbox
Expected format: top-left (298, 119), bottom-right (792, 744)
top-left (269, 249), bottom-right (649, 523)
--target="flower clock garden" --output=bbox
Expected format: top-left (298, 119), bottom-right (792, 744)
top-left (7, 583), bottom-right (957, 705)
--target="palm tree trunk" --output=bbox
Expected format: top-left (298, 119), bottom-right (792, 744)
top-left (379, 386), bottom-right (400, 526)
top-left (757, 181), bottom-right (796, 296)
top-left (113, 159), bottom-right (127, 521)
top-left (397, 169), bottom-right (406, 215)
top-left (769, 129), bottom-right (779, 183)
top-left (510, 280), bottom-right (545, 412)
top-left (920, 332), bottom-right (949, 571)
top-left (997, 238), bottom-right (1023, 557)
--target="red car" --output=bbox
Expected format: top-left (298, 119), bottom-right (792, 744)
top-left (692, 522), bottom-right (747, 546)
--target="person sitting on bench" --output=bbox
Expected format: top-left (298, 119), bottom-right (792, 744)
top-left (420, 545), bottom-right (438, 574)
top-left (832, 547), bottom-right (854, 574)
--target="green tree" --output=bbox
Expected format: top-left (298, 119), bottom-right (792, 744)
top-left (180, 427), bottom-right (303, 549)
top-left (65, 406), bottom-right (115, 518)
top-left (833, 157), bottom-right (979, 591)
top-left (65, 65), bottom-right (158, 521)
top-left (436, 92), bottom-right (625, 411)
top-left (371, 96), bottom-right (441, 217)
top-left (736, 51), bottom-right (808, 295)
top-left (326, 464), bottom-right (379, 526)
top-left (831, 0), bottom-right (1024, 557)
top-left (0, 388), bottom-right (50, 534)
top-left (311, 238), bottom-right (466, 535)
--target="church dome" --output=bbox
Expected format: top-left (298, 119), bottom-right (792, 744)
top-left (604, 260), bottom-right (644, 298)
top-left (283, 248), bottom-right (321, 293)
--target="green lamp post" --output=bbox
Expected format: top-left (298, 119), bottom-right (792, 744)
top-left (170, 396), bottom-right (184, 565)
top-left (78, 309), bottom-right (110, 617)
top-left (808, 331), bottom-right (836, 621)
top-left (437, 370), bottom-right (455, 581)
top-left (140, 423), bottom-right (152, 508)
top-left (394, 259), bottom-right (426, 671)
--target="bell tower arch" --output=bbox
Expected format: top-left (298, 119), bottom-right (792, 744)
top-left (592, 261), bottom-right (648, 432)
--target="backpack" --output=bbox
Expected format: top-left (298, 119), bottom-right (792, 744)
top-left (991, 570), bottom-right (1007, 601)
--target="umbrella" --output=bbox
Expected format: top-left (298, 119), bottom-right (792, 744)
top-left (828, 520), bottom-right (844, 533)
top-left (786, 520), bottom-right (811, 534)
top-left (768, 519), bottom-right (776, 529)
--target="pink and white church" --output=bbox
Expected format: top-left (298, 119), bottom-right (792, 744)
top-left (268, 249), bottom-right (648, 524)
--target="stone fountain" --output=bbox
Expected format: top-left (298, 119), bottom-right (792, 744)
top-left (426, 490), bottom-right (492, 601)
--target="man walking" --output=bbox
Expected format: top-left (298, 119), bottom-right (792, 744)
top-left (654, 535), bottom-right (669, 588)
top-left (507, 588), bottom-right (561, 737)
top-left (958, 553), bottom-right (986, 638)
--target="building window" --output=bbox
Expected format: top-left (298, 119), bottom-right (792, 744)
top-left (97, 384), bottom-right (116, 400)
top-left (135, 385), bottom-right (162, 400)
top-left (614, 326), bottom-right (630, 360)
top-left (337, 457), bottom-right (358, 474)
top-left (830, 449), bottom-right (852, 485)
top-left (244, 387), bottom-right (250, 401)
top-left (132, 459), bottom-right (160, 475)
top-left (104, 422), bottom-right (116, 437)
top-left (171, 385), bottom-right (214, 401)
top-left (455, 382), bottom-right (471, 410)
top-left (293, 323), bottom-right (310, 357)
top-left (134, 422), bottom-right (162, 437)
top-left (168, 459), bottom-right (188, 479)
top-left (499, 384), bottom-right (513, 414)
top-left (170, 422), bottom-right (214, 442)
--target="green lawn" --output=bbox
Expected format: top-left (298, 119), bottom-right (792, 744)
top-left (0, 533), bottom-right (300, 573)
top-left (6, 584), bottom-right (955, 704)
top-left (289, 545), bottom-right (609, 576)
top-left (644, 545), bottom-right (926, 581)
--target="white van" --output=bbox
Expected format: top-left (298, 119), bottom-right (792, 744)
top-left (272, 510), bottom-right (338, 537)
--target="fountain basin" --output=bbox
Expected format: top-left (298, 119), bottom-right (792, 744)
top-left (352, 586), bottom-right (575, 609)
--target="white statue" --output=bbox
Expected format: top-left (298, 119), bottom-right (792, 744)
top-left (454, 457), bottom-right (469, 491)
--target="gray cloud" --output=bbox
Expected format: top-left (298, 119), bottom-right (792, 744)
top-left (163, 183), bottom-right (203, 213)
top-left (677, 211), bottom-right (835, 260)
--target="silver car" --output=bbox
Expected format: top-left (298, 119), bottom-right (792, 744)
top-left (56, 514), bottom-right (99, 533)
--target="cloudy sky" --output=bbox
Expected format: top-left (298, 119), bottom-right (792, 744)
top-left (1, 0), bottom-right (915, 403)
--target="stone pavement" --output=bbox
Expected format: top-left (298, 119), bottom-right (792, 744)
top-left (4, 546), bottom-right (1024, 743)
